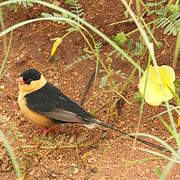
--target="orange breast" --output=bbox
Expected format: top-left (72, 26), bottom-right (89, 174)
top-left (18, 93), bottom-right (53, 127)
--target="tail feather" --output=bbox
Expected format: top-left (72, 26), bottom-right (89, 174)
top-left (88, 118), bottom-right (167, 152)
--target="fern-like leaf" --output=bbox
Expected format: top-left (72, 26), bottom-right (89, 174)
top-left (65, 53), bottom-right (94, 70)
top-left (156, 12), bottom-right (180, 36)
top-left (18, 1), bottom-right (34, 7)
top-left (41, 0), bottom-right (84, 26)
top-left (94, 41), bottom-right (103, 54)
top-left (41, 12), bottom-right (65, 24)
top-left (69, 0), bottom-right (84, 19)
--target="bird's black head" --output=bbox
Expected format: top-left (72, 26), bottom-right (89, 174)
top-left (20, 68), bottom-right (41, 85)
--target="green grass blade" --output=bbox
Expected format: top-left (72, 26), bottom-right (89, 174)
top-left (0, 129), bottom-right (22, 178)
top-left (0, 31), bottom-right (13, 80)
top-left (131, 133), bottom-right (179, 157)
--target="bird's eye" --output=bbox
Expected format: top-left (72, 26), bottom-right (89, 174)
top-left (25, 78), bottom-right (32, 84)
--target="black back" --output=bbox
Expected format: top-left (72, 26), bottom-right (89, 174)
top-left (25, 83), bottom-right (92, 121)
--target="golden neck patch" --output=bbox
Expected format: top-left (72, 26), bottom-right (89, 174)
top-left (18, 75), bottom-right (47, 96)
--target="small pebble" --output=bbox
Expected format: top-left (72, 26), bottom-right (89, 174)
top-left (73, 167), bottom-right (79, 174)
top-left (0, 85), bottom-right (4, 89)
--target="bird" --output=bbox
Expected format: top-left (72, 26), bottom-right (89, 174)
top-left (17, 68), bottom-right (165, 151)
top-left (17, 68), bottom-right (109, 129)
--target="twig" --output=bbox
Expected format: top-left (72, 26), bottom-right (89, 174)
top-left (79, 70), bottom-right (95, 105)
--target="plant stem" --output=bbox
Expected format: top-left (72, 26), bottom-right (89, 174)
top-left (0, 130), bottom-right (22, 178)
top-left (173, 30), bottom-right (180, 69)
top-left (0, 8), bottom-right (7, 53)
top-left (0, 31), bottom-right (13, 80)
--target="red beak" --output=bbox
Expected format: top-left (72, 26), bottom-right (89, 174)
top-left (17, 77), bottom-right (24, 84)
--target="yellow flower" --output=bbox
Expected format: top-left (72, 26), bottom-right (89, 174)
top-left (178, 116), bottom-right (180, 128)
top-left (138, 65), bottom-right (175, 106)
top-left (51, 37), bottom-right (62, 56)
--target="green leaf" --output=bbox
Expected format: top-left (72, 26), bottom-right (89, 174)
top-left (159, 117), bottom-right (174, 136)
top-left (133, 41), bottom-right (141, 56)
top-left (156, 12), bottom-right (180, 36)
top-left (127, 38), bottom-right (133, 53)
top-left (169, 4), bottom-right (180, 14)
top-left (134, 91), bottom-right (143, 103)
top-left (154, 166), bottom-right (162, 177)
top-left (146, 0), bottom-right (166, 7)
top-left (7, 4), bottom-right (18, 13)
top-left (157, 41), bottom-right (163, 49)
top-left (112, 32), bottom-right (127, 47)
top-left (156, 9), bottom-right (164, 16)
top-left (65, 0), bottom-right (74, 5)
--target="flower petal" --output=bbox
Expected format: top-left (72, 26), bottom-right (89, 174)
top-left (159, 65), bottom-right (175, 83)
top-left (139, 71), bottom-right (163, 106)
top-left (144, 86), bottom-right (163, 106)
top-left (160, 83), bottom-right (175, 101)
top-left (138, 65), bottom-right (175, 106)
top-left (178, 116), bottom-right (180, 128)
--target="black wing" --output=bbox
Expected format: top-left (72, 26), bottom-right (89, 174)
top-left (25, 83), bottom-right (93, 124)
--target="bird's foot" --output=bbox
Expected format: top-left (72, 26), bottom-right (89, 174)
top-left (11, 101), bottom-right (19, 110)
top-left (40, 127), bottom-right (60, 136)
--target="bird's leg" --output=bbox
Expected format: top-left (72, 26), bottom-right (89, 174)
top-left (12, 101), bottom-right (19, 110)
top-left (40, 126), bottom-right (60, 136)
